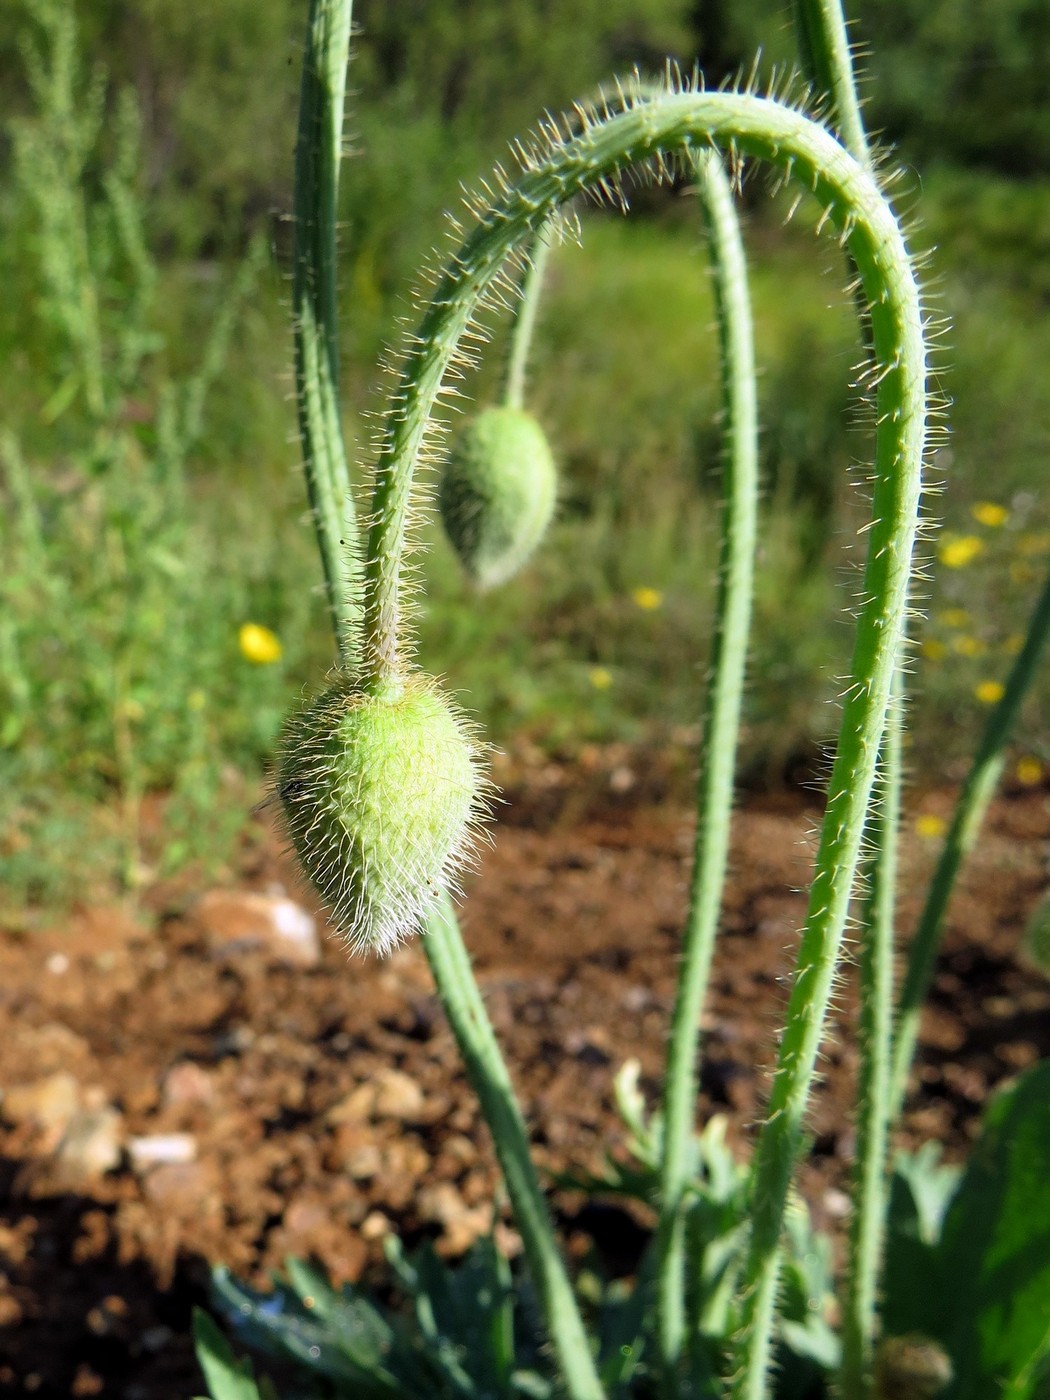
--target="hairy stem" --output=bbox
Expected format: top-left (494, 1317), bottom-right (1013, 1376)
top-left (358, 90), bottom-right (925, 1397)
top-left (791, 5), bottom-right (900, 1393)
top-left (293, 0), bottom-right (360, 666)
top-left (890, 567), bottom-right (1050, 1117)
top-left (792, 0), bottom-right (871, 168)
top-left (655, 147), bottom-right (758, 1389)
top-left (504, 225), bottom-right (554, 411)
top-left (362, 93), bottom-right (924, 693)
top-left (842, 687), bottom-right (901, 1399)
top-left (423, 895), bottom-right (605, 1400)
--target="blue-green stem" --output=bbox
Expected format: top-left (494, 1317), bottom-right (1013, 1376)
top-left (293, 0), bottom-right (359, 666)
top-left (890, 566), bottom-right (1050, 1117)
top-left (423, 895), bottom-right (605, 1400)
top-left (503, 227), bottom-right (554, 411)
top-left (654, 147), bottom-right (758, 1389)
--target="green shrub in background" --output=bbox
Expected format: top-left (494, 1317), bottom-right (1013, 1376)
top-left (0, 0), bottom-right (323, 910)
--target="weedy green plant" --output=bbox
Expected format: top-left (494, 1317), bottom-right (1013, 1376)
top-left (0, 0), bottom-right (312, 907)
top-left (195, 1), bottom-right (1050, 1398)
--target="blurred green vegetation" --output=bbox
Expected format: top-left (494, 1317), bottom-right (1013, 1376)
top-left (2, 0), bottom-right (1049, 910)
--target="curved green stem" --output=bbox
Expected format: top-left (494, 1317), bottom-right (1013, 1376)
top-left (360, 90), bottom-right (926, 1398)
top-left (423, 895), bottom-right (605, 1400)
top-left (503, 225), bottom-right (554, 411)
top-left (361, 92), bottom-right (925, 693)
top-left (890, 566), bottom-right (1050, 1118)
top-left (654, 147), bottom-right (758, 1389)
top-left (293, 0), bottom-right (360, 666)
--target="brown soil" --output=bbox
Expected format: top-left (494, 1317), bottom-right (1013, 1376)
top-left (1, 749), bottom-right (1048, 1398)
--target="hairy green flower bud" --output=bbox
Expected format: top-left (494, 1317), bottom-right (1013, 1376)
top-left (439, 405), bottom-right (557, 589)
top-left (277, 673), bottom-right (486, 956)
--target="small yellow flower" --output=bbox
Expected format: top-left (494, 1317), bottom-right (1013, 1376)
top-left (239, 622), bottom-right (283, 664)
top-left (951, 634), bottom-right (986, 658)
top-left (938, 535), bottom-right (984, 569)
top-left (975, 679), bottom-right (1005, 705)
top-left (1003, 633), bottom-right (1025, 656)
top-left (915, 813), bottom-right (947, 840)
top-left (971, 501), bottom-right (1008, 528)
top-left (938, 608), bottom-right (971, 629)
top-left (631, 586), bottom-right (663, 611)
top-left (588, 666), bottom-right (613, 690)
top-left (1016, 756), bottom-right (1043, 786)
top-left (921, 638), bottom-right (946, 661)
top-left (187, 688), bottom-right (207, 712)
top-left (1018, 531), bottom-right (1050, 556)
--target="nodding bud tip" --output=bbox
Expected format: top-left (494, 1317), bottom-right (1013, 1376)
top-left (439, 406), bottom-right (557, 589)
top-left (277, 673), bottom-right (487, 956)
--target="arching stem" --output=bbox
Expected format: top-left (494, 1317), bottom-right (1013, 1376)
top-left (360, 91), bottom-right (926, 1400)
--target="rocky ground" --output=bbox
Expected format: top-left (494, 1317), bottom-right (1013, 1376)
top-left (1, 746), bottom-right (1048, 1396)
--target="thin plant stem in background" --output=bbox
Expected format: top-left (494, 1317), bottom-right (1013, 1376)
top-left (293, 0), bottom-right (359, 665)
top-left (654, 146), bottom-right (758, 1390)
top-left (792, 0), bottom-right (871, 169)
top-left (891, 567), bottom-right (1050, 1118)
top-left (503, 225), bottom-right (554, 411)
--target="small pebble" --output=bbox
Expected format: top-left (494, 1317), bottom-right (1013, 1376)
top-left (127, 1134), bottom-right (197, 1170)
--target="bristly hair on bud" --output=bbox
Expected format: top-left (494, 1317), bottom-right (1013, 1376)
top-left (439, 405), bottom-right (557, 589)
top-left (276, 671), bottom-right (489, 956)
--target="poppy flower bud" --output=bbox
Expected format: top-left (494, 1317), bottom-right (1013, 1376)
top-left (277, 673), bottom-right (485, 955)
top-left (439, 406), bottom-right (557, 588)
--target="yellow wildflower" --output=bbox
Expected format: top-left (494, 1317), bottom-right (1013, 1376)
top-left (975, 680), bottom-right (1005, 705)
top-left (938, 535), bottom-right (984, 569)
top-left (1016, 756), bottom-right (1043, 786)
top-left (588, 666), bottom-right (613, 690)
top-left (915, 813), bottom-right (947, 840)
top-left (938, 608), bottom-right (971, 629)
top-left (239, 622), bottom-right (283, 664)
top-left (631, 586), bottom-right (663, 611)
top-left (921, 638), bottom-right (946, 661)
top-left (1003, 634), bottom-right (1025, 656)
top-left (951, 634), bottom-right (986, 658)
top-left (970, 501), bottom-right (1008, 528)
top-left (1018, 531), bottom-right (1050, 556)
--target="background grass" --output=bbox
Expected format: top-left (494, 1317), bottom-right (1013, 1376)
top-left (2, 0), bottom-right (1048, 913)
